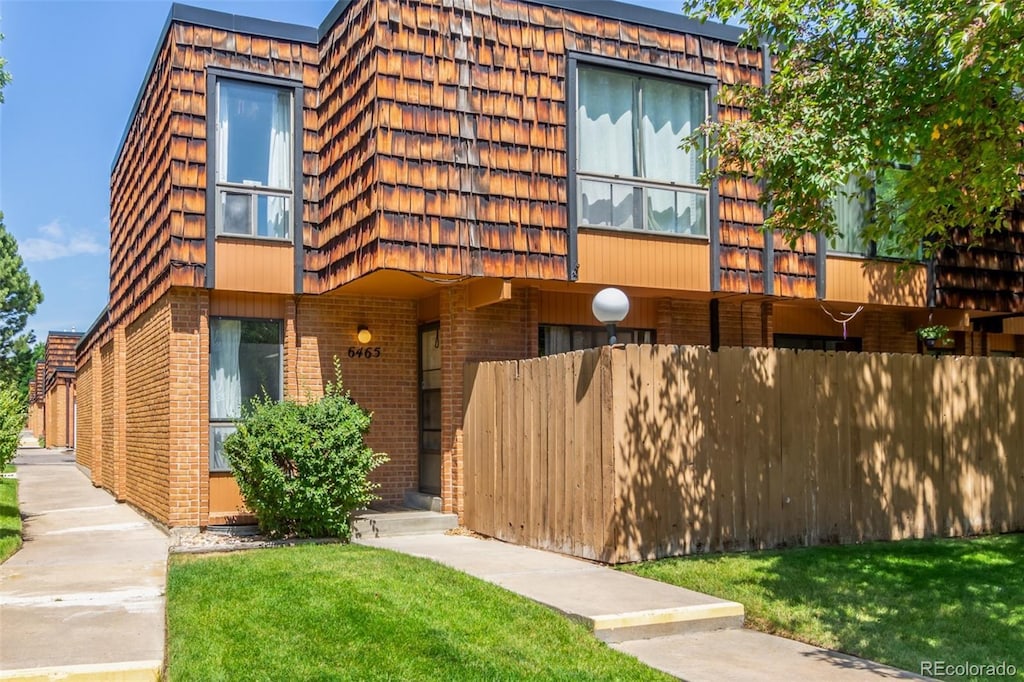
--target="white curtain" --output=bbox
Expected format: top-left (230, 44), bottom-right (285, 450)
top-left (641, 79), bottom-right (704, 185)
top-left (578, 69), bottom-right (635, 177)
top-left (544, 326), bottom-right (571, 355)
top-left (210, 320), bottom-right (242, 420)
top-left (217, 83), bottom-right (230, 183)
top-left (265, 91), bottom-right (291, 237)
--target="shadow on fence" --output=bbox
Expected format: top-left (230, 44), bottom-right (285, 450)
top-left (464, 345), bottom-right (1023, 564)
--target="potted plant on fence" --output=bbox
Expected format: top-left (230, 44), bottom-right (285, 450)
top-left (917, 324), bottom-right (951, 349)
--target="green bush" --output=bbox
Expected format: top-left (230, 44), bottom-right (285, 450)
top-left (223, 368), bottom-right (387, 539)
top-left (0, 383), bottom-right (25, 469)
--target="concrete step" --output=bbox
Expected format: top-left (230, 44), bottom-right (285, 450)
top-left (351, 510), bottom-right (458, 539)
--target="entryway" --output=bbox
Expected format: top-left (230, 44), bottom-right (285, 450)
top-left (418, 323), bottom-right (441, 496)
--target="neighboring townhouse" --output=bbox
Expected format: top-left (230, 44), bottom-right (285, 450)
top-left (29, 332), bottom-right (83, 449)
top-left (76, 0), bottom-right (1024, 529)
top-left (26, 363), bottom-right (45, 439)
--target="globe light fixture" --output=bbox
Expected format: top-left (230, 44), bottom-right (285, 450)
top-left (357, 325), bottom-right (372, 344)
top-left (592, 287), bottom-right (630, 345)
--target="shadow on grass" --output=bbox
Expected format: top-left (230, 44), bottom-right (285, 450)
top-left (628, 534), bottom-right (1024, 676)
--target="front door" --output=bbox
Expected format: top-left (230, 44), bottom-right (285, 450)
top-left (418, 324), bottom-right (442, 495)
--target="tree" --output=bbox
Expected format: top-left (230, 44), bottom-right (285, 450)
top-left (683, 0), bottom-right (1024, 257)
top-left (0, 32), bottom-right (10, 103)
top-left (0, 215), bottom-right (43, 394)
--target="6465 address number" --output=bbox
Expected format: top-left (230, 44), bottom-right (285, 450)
top-left (347, 346), bottom-right (381, 359)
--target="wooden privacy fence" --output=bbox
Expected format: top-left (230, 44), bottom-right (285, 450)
top-left (463, 346), bottom-right (1024, 564)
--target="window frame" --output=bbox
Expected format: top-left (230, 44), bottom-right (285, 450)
top-left (205, 69), bottom-right (305, 289)
top-left (567, 53), bottom-right (719, 255)
top-left (208, 316), bottom-right (284, 473)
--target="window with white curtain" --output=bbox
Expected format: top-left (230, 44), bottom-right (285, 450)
top-left (209, 318), bottom-right (283, 472)
top-left (576, 65), bottom-right (708, 236)
top-left (215, 80), bottom-right (293, 239)
top-left (830, 167), bottom-right (920, 259)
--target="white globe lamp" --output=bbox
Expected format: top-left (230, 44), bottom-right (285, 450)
top-left (592, 288), bottom-right (630, 345)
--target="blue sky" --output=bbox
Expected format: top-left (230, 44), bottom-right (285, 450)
top-left (0, 0), bottom-right (688, 344)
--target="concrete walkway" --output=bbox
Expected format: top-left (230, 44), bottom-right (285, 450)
top-left (360, 534), bottom-right (932, 681)
top-left (0, 448), bottom-right (166, 681)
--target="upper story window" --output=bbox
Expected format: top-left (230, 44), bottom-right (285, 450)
top-left (830, 167), bottom-right (920, 260)
top-left (576, 65), bottom-right (709, 236)
top-left (215, 80), bottom-right (293, 239)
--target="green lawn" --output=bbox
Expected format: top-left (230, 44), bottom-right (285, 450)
top-left (622, 534), bottom-right (1024, 678)
top-left (0, 468), bottom-right (21, 563)
top-left (168, 544), bottom-right (672, 681)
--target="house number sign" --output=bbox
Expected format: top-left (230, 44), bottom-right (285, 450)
top-left (347, 347), bottom-right (382, 359)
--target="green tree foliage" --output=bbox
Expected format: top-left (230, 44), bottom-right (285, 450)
top-left (0, 216), bottom-right (43, 395)
top-left (684, 0), bottom-right (1024, 257)
top-left (223, 364), bottom-right (388, 539)
top-left (0, 384), bottom-right (25, 468)
top-left (0, 32), bottom-right (10, 103)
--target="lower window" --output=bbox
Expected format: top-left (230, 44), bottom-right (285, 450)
top-left (209, 318), bottom-right (283, 472)
top-left (774, 334), bottom-right (862, 352)
top-left (539, 324), bottom-right (655, 356)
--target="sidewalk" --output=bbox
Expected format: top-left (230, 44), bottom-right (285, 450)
top-left (359, 533), bottom-right (932, 681)
top-left (0, 448), bottom-right (167, 681)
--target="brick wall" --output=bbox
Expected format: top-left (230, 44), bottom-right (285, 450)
top-left (125, 297), bottom-right (172, 524)
top-left (75, 360), bottom-right (93, 469)
top-left (26, 404), bottom-right (44, 441)
top-left (441, 285), bottom-right (535, 518)
top-left (100, 342), bottom-right (116, 491)
top-left (862, 309), bottom-right (917, 354)
top-left (657, 298), bottom-right (712, 346)
top-left (168, 289), bottom-right (207, 527)
top-left (718, 300), bottom-right (773, 348)
top-left (44, 382), bottom-right (68, 448)
top-left (292, 294), bottom-right (419, 504)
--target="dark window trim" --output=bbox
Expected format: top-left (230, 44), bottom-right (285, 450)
top-left (566, 53), bottom-right (719, 283)
top-left (205, 68), bottom-right (304, 294)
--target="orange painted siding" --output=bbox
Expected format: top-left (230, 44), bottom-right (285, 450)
top-left (576, 231), bottom-right (710, 292)
top-left (214, 240), bottom-right (294, 293)
top-left (825, 256), bottom-right (928, 307)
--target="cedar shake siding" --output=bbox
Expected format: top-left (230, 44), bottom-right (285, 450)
top-left (934, 209), bottom-right (1024, 313)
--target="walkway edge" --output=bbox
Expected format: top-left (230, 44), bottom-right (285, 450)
top-left (0, 660), bottom-right (162, 682)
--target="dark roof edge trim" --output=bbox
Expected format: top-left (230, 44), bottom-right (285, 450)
top-left (529, 0), bottom-right (744, 43)
top-left (75, 306), bottom-right (109, 353)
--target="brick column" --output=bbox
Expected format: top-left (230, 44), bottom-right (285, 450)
top-left (168, 289), bottom-right (209, 528)
top-left (112, 326), bottom-right (128, 500)
top-left (90, 347), bottom-right (105, 487)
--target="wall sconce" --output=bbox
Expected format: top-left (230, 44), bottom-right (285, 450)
top-left (357, 325), bottom-right (372, 344)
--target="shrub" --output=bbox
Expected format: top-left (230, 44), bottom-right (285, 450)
top-left (223, 366), bottom-right (387, 539)
top-left (0, 383), bottom-right (25, 469)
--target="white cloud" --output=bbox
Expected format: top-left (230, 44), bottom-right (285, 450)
top-left (19, 220), bottom-right (107, 262)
